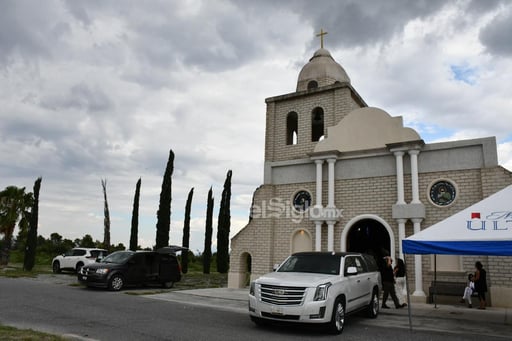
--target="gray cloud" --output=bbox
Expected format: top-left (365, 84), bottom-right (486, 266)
top-left (40, 83), bottom-right (113, 113)
top-left (0, 1), bottom-right (70, 65)
top-left (236, 0), bottom-right (449, 49)
top-left (479, 8), bottom-right (512, 56)
top-left (466, 0), bottom-right (507, 14)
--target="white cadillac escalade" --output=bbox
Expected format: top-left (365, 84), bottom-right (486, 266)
top-left (249, 252), bottom-right (381, 334)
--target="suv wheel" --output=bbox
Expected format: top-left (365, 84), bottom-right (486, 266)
top-left (162, 281), bottom-right (174, 289)
top-left (75, 262), bottom-right (84, 273)
top-left (367, 289), bottom-right (379, 318)
top-left (328, 298), bottom-right (345, 334)
top-left (52, 261), bottom-right (61, 274)
top-left (250, 316), bottom-right (267, 327)
top-left (109, 274), bottom-right (124, 291)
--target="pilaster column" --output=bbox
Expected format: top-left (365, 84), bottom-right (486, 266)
top-left (315, 222), bottom-right (322, 251)
top-left (315, 160), bottom-right (323, 207)
top-left (327, 158), bottom-right (336, 207)
top-left (394, 151), bottom-right (406, 205)
top-left (313, 160), bottom-right (324, 251)
top-left (327, 222), bottom-right (334, 251)
top-left (397, 218), bottom-right (407, 260)
top-left (412, 218), bottom-right (425, 296)
top-left (409, 150), bottom-right (421, 204)
top-left (326, 158), bottom-right (336, 251)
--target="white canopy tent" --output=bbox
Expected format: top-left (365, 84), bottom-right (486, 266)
top-left (401, 184), bottom-right (512, 331)
top-left (403, 184), bottom-right (512, 256)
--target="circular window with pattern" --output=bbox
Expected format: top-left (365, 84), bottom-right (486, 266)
top-left (428, 180), bottom-right (457, 207)
top-left (292, 190), bottom-right (312, 212)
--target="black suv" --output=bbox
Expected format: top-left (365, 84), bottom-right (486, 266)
top-left (78, 248), bottom-right (182, 291)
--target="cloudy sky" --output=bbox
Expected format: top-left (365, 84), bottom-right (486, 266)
top-left (1, 0), bottom-right (511, 254)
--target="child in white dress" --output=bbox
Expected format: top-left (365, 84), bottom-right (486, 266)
top-left (461, 273), bottom-right (475, 308)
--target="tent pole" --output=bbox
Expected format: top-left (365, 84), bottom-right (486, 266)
top-left (404, 255), bottom-right (413, 332)
top-left (434, 254), bottom-right (437, 309)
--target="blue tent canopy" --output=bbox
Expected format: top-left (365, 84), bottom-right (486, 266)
top-left (402, 185), bottom-right (512, 256)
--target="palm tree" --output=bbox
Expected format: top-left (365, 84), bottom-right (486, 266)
top-left (0, 186), bottom-right (33, 265)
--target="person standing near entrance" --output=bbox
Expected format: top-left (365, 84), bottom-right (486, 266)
top-left (381, 256), bottom-right (407, 309)
top-left (394, 258), bottom-right (407, 303)
top-left (474, 261), bottom-right (488, 310)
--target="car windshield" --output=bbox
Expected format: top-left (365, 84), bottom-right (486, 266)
top-left (277, 254), bottom-right (341, 275)
top-left (101, 251), bottom-right (134, 264)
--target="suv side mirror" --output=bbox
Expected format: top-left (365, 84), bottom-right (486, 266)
top-left (346, 266), bottom-right (358, 276)
top-left (272, 263), bottom-right (280, 271)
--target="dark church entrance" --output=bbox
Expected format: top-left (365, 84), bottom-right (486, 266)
top-left (346, 219), bottom-right (391, 270)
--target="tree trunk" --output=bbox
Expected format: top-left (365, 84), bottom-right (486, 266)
top-left (1, 223), bottom-right (15, 265)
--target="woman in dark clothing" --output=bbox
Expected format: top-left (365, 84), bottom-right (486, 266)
top-left (381, 257), bottom-right (407, 309)
top-left (474, 261), bottom-right (487, 310)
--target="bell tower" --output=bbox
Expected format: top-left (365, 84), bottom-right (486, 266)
top-left (263, 40), bottom-right (367, 176)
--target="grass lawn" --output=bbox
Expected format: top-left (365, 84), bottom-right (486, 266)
top-left (0, 324), bottom-right (67, 341)
top-left (0, 264), bottom-right (52, 278)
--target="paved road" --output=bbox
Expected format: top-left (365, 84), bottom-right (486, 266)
top-left (0, 276), bottom-right (509, 341)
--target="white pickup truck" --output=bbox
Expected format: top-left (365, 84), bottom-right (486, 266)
top-left (249, 252), bottom-right (381, 334)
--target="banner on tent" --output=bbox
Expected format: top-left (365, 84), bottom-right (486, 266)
top-left (467, 211), bottom-right (512, 231)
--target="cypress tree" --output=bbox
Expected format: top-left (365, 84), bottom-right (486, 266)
top-left (23, 177), bottom-right (42, 271)
top-left (216, 170), bottom-right (232, 273)
top-left (181, 187), bottom-right (194, 274)
top-left (129, 178), bottom-right (142, 251)
top-left (203, 187), bottom-right (214, 274)
top-left (101, 179), bottom-right (110, 251)
top-left (156, 149), bottom-right (174, 249)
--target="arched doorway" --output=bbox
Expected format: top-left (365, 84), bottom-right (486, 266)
top-left (239, 252), bottom-right (252, 287)
top-left (345, 218), bottom-right (391, 270)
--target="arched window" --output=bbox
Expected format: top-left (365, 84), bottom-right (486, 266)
top-left (291, 229), bottom-right (312, 253)
top-left (307, 80), bottom-right (318, 90)
top-left (286, 112), bottom-right (298, 145)
top-left (311, 107), bottom-right (324, 142)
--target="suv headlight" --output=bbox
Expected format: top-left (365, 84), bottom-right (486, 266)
top-left (96, 268), bottom-right (109, 275)
top-left (249, 282), bottom-right (256, 296)
top-left (313, 282), bottom-right (332, 301)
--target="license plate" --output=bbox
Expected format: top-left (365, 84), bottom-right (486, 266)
top-left (81, 276), bottom-right (87, 280)
top-left (271, 306), bottom-right (283, 315)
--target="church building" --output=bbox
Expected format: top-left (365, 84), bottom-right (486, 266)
top-left (228, 36), bottom-right (512, 307)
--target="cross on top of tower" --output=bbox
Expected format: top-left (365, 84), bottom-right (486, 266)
top-left (316, 29), bottom-right (328, 49)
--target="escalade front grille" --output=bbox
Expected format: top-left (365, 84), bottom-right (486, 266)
top-left (260, 284), bottom-right (306, 306)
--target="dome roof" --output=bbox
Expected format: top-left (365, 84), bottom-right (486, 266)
top-left (296, 48), bottom-right (350, 92)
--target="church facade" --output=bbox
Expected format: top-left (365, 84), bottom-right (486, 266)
top-left (228, 47), bottom-right (512, 307)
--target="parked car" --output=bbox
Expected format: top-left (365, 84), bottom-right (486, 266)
top-left (249, 252), bottom-right (381, 334)
top-left (78, 248), bottom-right (183, 291)
top-left (52, 248), bottom-right (108, 273)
